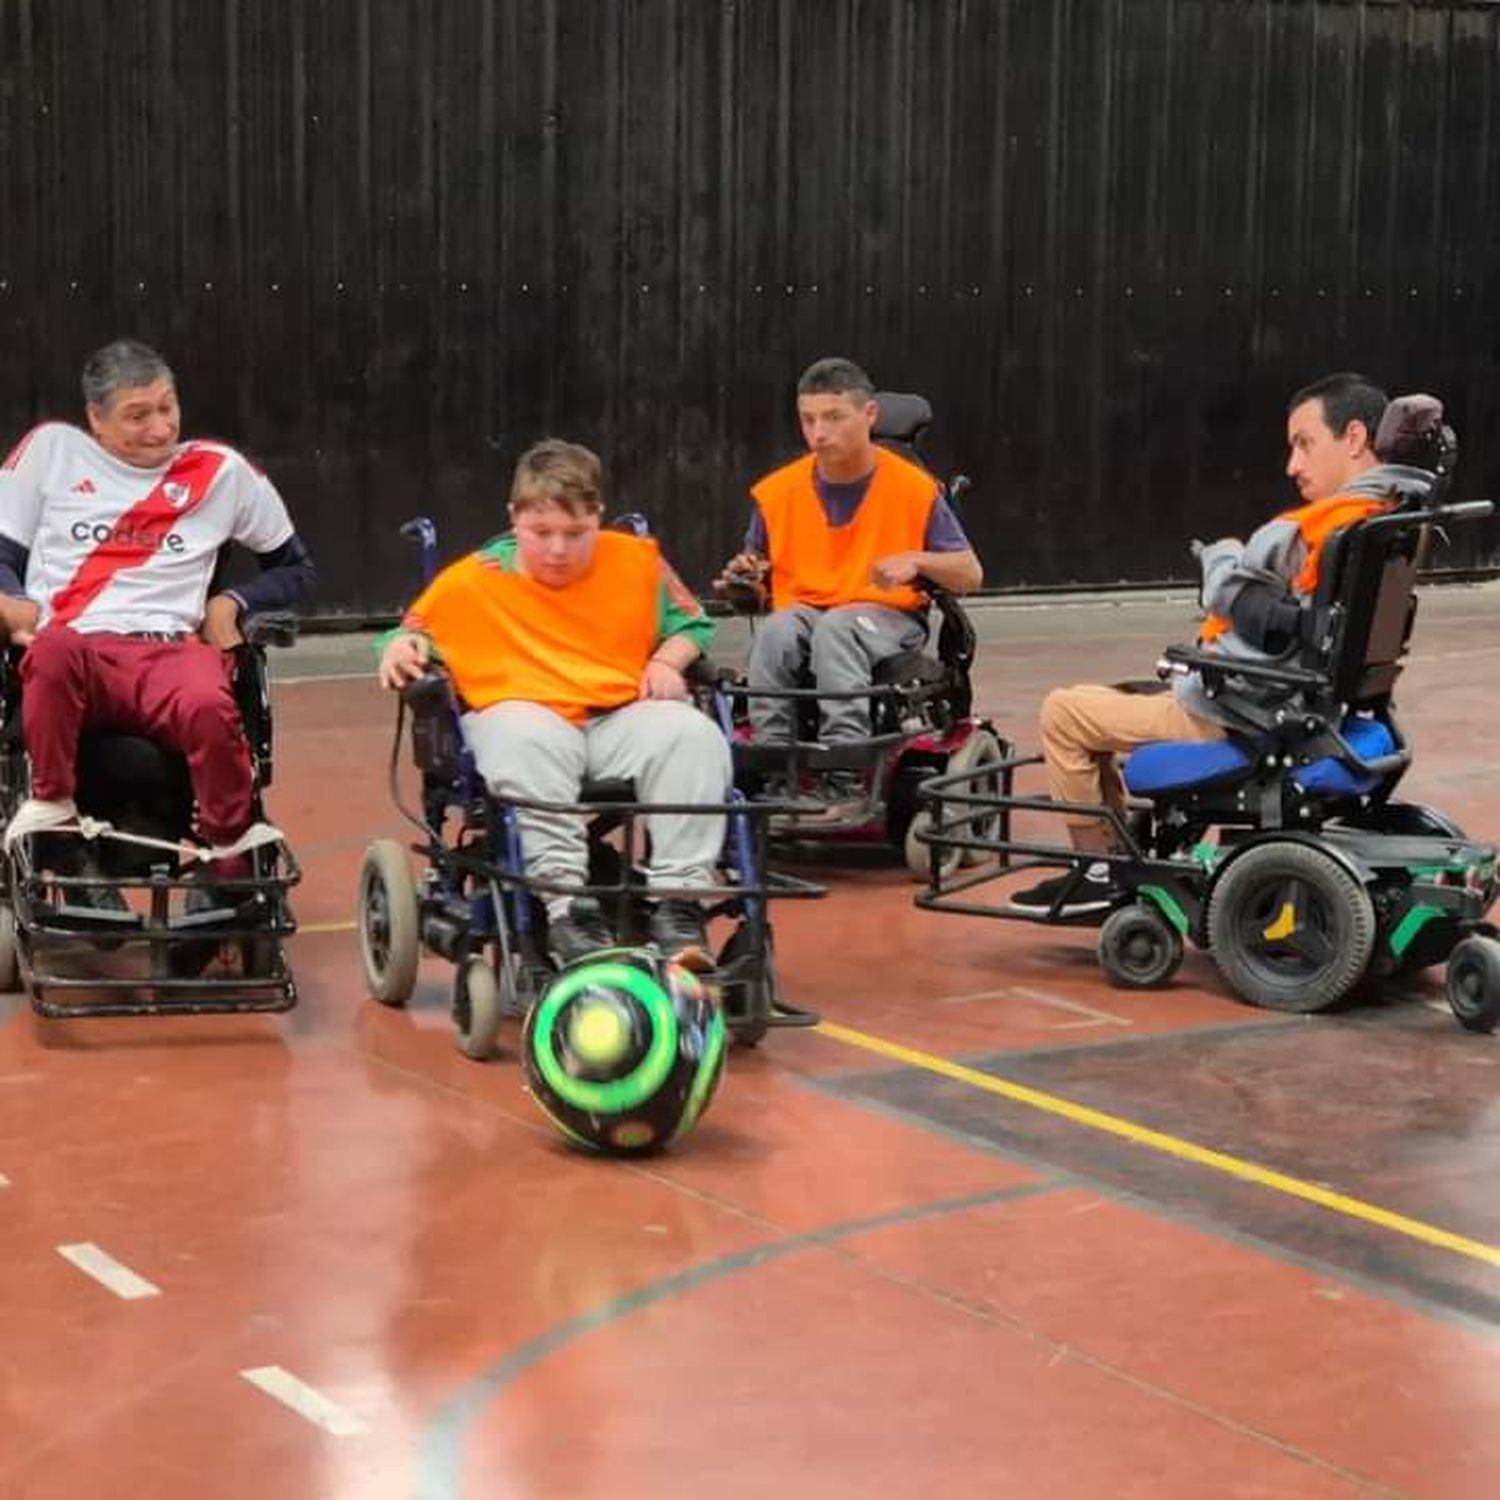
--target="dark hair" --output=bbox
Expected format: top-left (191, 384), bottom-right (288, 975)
top-left (796, 356), bottom-right (874, 402)
top-left (509, 437), bottom-right (604, 516)
top-left (81, 339), bottom-right (174, 412)
top-left (1288, 372), bottom-right (1388, 442)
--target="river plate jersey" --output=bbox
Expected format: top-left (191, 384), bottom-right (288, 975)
top-left (0, 422), bottom-right (293, 634)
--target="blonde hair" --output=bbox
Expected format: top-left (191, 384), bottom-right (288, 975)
top-left (509, 438), bottom-right (604, 517)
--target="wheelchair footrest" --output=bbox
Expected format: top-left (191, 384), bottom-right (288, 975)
top-left (42, 904), bottom-right (144, 932)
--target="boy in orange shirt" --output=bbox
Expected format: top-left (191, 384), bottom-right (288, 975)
top-left (379, 439), bottom-right (727, 967)
top-left (719, 358), bottom-right (983, 819)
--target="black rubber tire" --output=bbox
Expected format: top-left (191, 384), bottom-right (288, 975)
top-left (945, 728), bottom-right (1007, 867)
top-left (1445, 935), bottom-right (1500, 1034)
top-left (357, 839), bottom-right (421, 1007)
top-left (0, 902), bottom-right (17, 993)
top-left (1097, 903), bottom-right (1184, 989)
top-left (454, 954), bottom-right (504, 1060)
top-left (903, 809), bottom-right (962, 882)
top-left (1206, 841), bottom-right (1376, 1013)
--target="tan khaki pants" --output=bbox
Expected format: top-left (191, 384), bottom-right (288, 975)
top-left (1039, 684), bottom-right (1226, 830)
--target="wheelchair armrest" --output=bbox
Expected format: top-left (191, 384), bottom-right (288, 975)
top-left (1158, 644), bottom-right (1329, 691)
top-left (243, 611), bottom-right (300, 648)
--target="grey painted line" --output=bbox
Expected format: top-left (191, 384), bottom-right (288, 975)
top-left (412, 1180), bottom-right (1055, 1500)
top-left (802, 1074), bottom-right (1500, 1341)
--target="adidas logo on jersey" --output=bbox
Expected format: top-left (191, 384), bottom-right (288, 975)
top-left (70, 478), bottom-right (97, 494)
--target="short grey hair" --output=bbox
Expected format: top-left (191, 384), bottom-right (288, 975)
top-left (81, 339), bottom-right (175, 412)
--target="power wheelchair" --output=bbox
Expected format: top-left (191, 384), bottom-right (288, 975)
top-left (721, 392), bottom-right (1010, 875)
top-left (0, 615), bottom-right (302, 1016)
top-left (913, 395), bottom-right (1500, 1032)
top-left (355, 517), bottom-right (825, 1059)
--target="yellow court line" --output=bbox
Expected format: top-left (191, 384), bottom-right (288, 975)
top-left (298, 920), bottom-right (357, 935)
top-left (814, 1019), bottom-right (1500, 1270)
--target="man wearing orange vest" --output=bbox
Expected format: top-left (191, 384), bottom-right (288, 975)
top-left (1013, 371), bottom-right (1426, 916)
top-left (378, 438), bottom-right (728, 968)
top-left (720, 357), bottom-right (983, 819)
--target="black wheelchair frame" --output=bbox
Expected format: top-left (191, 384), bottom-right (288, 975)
top-left (356, 517), bottom-right (825, 1059)
top-left (723, 392), bottom-right (1009, 872)
top-left (0, 614), bottom-right (302, 1018)
top-left (912, 451), bottom-right (1500, 1030)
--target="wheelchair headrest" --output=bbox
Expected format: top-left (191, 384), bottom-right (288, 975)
top-left (1373, 393), bottom-right (1456, 480)
top-left (872, 392), bottom-right (932, 446)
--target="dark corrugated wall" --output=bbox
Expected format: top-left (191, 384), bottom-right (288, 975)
top-left (1, 0), bottom-right (1497, 612)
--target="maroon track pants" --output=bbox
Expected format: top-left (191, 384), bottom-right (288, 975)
top-left (19, 627), bottom-right (253, 843)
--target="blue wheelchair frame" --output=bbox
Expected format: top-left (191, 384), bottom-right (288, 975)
top-left (358, 517), bottom-right (824, 1058)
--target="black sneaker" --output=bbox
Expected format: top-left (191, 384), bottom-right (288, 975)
top-left (168, 882), bottom-right (232, 979)
top-left (1007, 861), bottom-right (1124, 917)
top-left (547, 897), bottom-right (615, 968)
top-left (649, 899), bottom-right (712, 971)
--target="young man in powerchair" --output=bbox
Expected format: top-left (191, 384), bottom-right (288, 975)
top-left (1014, 370), bottom-right (1438, 915)
top-left (718, 356), bottom-right (983, 820)
top-left (377, 438), bottom-right (729, 970)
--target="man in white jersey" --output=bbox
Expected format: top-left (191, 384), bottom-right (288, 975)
top-left (0, 339), bottom-right (315, 878)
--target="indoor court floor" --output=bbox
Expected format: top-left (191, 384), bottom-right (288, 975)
top-left (4, 585), bottom-right (1500, 1499)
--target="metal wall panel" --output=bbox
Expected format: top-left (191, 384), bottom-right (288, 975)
top-left (1, 0), bottom-right (1496, 612)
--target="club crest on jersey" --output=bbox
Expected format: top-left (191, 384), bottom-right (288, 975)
top-left (163, 481), bottom-right (192, 509)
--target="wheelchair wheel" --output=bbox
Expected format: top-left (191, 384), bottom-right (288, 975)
top-left (0, 902), bottom-right (17, 993)
top-left (716, 922), bottom-right (773, 1047)
top-left (358, 840), bottom-right (421, 1007)
top-left (945, 728), bottom-right (1007, 867)
top-left (1206, 842), bottom-right (1375, 1013)
top-left (903, 809), bottom-right (962, 882)
top-left (454, 954), bottom-right (504, 1060)
top-left (1444, 936), bottom-right (1500, 1034)
top-left (1097, 903), bottom-right (1183, 989)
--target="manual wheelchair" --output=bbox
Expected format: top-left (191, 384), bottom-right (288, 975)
top-left (355, 518), bottom-right (824, 1059)
top-left (0, 614), bottom-right (302, 1017)
top-left (913, 395), bottom-right (1500, 1032)
top-left (721, 392), bottom-right (1010, 876)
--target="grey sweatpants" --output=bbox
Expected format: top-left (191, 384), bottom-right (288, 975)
top-left (461, 699), bottom-right (732, 891)
top-left (747, 602), bottom-right (927, 743)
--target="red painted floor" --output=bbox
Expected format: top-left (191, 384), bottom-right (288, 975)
top-left (4, 588), bottom-right (1500, 1498)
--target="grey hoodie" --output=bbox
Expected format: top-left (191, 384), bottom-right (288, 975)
top-left (1174, 464), bottom-right (1435, 725)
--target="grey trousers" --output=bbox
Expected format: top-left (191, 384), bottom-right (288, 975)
top-left (747, 602), bottom-right (927, 743)
top-left (461, 699), bottom-right (732, 891)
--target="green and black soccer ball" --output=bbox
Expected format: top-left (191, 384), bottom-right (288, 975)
top-left (521, 948), bottom-right (727, 1155)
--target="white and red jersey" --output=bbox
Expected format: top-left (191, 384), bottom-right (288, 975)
top-left (0, 422), bottom-right (294, 635)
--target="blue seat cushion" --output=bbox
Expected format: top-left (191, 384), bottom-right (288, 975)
top-left (1122, 739), bottom-right (1253, 795)
top-left (1121, 716), bottom-right (1398, 797)
top-left (1291, 715), bottom-right (1397, 795)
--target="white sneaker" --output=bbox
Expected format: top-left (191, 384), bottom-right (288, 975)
top-left (3, 796), bottom-right (79, 852)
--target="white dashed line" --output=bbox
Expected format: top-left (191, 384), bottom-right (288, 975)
top-left (240, 1366), bottom-right (369, 1436)
top-left (56, 1242), bottom-right (161, 1299)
